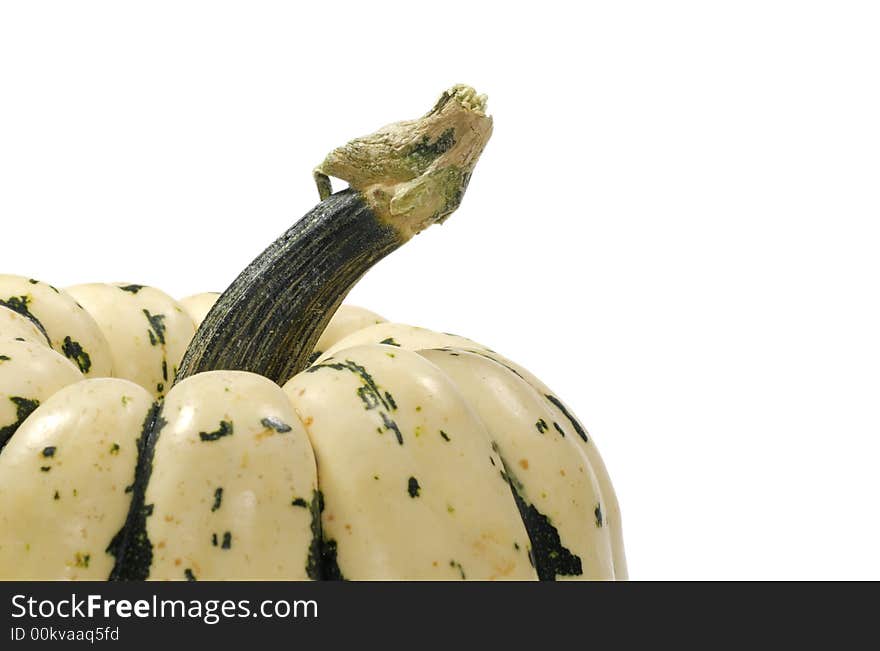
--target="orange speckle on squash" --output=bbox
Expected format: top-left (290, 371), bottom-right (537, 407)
top-left (304, 416), bottom-right (314, 427)
top-left (158, 541), bottom-right (166, 549)
top-left (174, 559), bottom-right (181, 566)
top-left (559, 469), bottom-right (566, 476)
top-left (489, 560), bottom-right (516, 580)
top-left (519, 459), bottom-right (529, 470)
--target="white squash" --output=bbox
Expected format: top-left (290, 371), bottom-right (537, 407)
top-left (143, 371), bottom-right (318, 581)
top-left (66, 283), bottom-right (195, 396)
top-left (0, 275), bottom-right (112, 377)
top-left (0, 378), bottom-right (153, 579)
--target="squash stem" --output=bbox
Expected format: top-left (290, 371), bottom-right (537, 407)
top-left (175, 85), bottom-right (493, 385)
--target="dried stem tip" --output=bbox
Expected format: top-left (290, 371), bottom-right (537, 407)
top-left (314, 85), bottom-right (493, 239)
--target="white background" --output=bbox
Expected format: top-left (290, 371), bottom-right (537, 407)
top-left (1, 1), bottom-right (878, 579)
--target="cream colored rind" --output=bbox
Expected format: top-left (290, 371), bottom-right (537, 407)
top-left (0, 338), bottom-right (83, 449)
top-left (313, 305), bottom-right (386, 356)
top-left (0, 285), bottom-right (625, 580)
top-left (285, 345), bottom-right (536, 580)
top-left (420, 348), bottom-right (616, 579)
top-left (317, 322), bottom-right (482, 363)
top-left (318, 321), bottom-right (627, 579)
top-left (145, 371), bottom-right (318, 581)
top-left (179, 292), bottom-right (220, 329)
top-left (0, 378), bottom-right (153, 579)
top-left (66, 283), bottom-right (196, 396)
top-left (0, 275), bottom-right (112, 377)
top-left (518, 385), bottom-right (628, 580)
top-left (0, 306), bottom-right (46, 345)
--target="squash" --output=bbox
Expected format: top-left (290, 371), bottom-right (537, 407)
top-left (64, 283), bottom-right (195, 396)
top-left (0, 86), bottom-right (626, 580)
top-left (0, 276), bottom-right (113, 377)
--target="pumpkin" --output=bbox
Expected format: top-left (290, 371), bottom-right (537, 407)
top-left (0, 86), bottom-right (626, 581)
